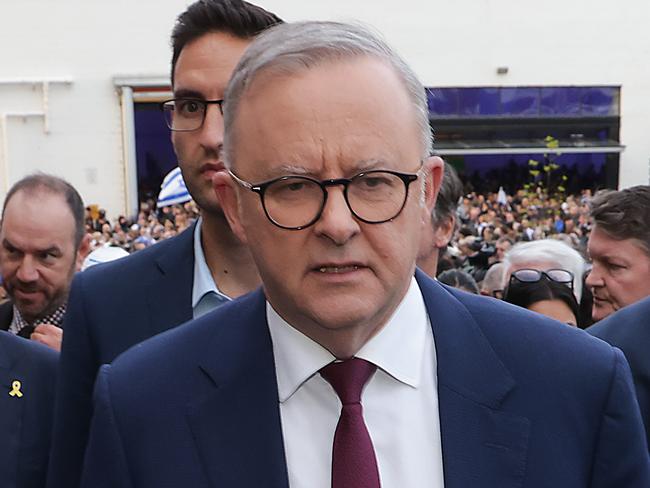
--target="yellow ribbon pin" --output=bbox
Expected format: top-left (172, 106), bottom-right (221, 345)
top-left (9, 380), bottom-right (23, 398)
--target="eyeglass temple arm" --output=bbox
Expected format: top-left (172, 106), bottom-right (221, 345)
top-left (228, 170), bottom-right (254, 190)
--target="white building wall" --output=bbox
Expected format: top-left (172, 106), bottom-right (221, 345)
top-left (1, 0), bottom-right (649, 216)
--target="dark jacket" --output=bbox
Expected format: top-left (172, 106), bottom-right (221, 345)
top-left (588, 296), bottom-right (650, 445)
top-left (80, 272), bottom-right (650, 487)
top-left (0, 331), bottom-right (58, 488)
top-left (46, 225), bottom-right (196, 488)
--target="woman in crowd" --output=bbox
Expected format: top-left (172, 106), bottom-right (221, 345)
top-left (504, 270), bottom-right (580, 327)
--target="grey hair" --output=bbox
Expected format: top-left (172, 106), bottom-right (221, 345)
top-left (480, 262), bottom-right (506, 295)
top-left (503, 239), bottom-right (587, 301)
top-left (222, 20), bottom-right (432, 167)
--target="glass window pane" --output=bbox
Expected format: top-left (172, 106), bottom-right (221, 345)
top-left (427, 88), bottom-right (459, 117)
top-left (459, 88), bottom-right (500, 116)
top-left (501, 87), bottom-right (539, 116)
top-left (540, 87), bottom-right (582, 116)
top-left (581, 87), bottom-right (619, 116)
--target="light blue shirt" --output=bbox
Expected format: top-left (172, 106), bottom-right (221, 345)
top-left (192, 219), bottom-right (231, 319)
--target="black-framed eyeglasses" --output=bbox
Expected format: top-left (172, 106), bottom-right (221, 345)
top-left (229, 169), bottom-right (421, 230)
top-left (160, 98), bottom-right (224, 132)
top-left (509, 268), bottom-right (574, 289)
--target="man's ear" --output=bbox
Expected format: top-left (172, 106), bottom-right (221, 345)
top-left (421, 156), bottom-right (444, 215)
top-left (213, 171), bottom-right (248, 244)
top-left (75, 233), bottom-right (91, 272)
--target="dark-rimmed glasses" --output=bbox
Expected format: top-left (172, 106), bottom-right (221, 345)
top-left (229, 169), bottom-right (421, 230)
top-left (509, 268), bottom-right (574, 289)
top-left (160, 98), bottom-right (224, 132)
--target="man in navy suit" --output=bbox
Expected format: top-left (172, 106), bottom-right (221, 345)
top-left (46, 2), bottom-right (282, 488)
top-left (81, 21), bottom-right (650, 487)
top-left (589, 296), bottom-right (650, 445)
top-left (1, 331), bottom-right (57, 488)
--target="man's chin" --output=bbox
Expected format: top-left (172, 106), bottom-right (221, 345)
top-left (592, 303), bottom-right (614, 322)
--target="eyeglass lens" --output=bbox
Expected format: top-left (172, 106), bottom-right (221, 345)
top-left (512, 268), bottom-right (573, 285)
top-left (262, 172), bottom-right (410, 229)
top-left (162, 100), bottom-right (206, 131)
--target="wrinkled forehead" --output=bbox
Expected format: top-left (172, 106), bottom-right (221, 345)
top-left (1, 191), bottom-right (77, 251)
top-left (589, 224), bottom-right (650, 259)
top-left (225, 57), bottom-right (421, 175)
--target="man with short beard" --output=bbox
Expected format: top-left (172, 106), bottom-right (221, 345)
top-left (0, 173), bottom-right (89, 352)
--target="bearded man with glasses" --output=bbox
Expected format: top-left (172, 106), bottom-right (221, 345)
top-left (81, 21), bottom-right (649, 488)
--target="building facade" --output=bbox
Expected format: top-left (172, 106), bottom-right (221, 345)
top-left (1, 0), bottom-right (648, 216)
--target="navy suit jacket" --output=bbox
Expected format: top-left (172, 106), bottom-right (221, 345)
top-left (80, 271), bottom-right (650, 487)
top-left (588, 296), bottom-right (650, 445)
top-left (47, 226), bottom-right (196, 488)
top-left (0, 331), bottom-right (58, 488)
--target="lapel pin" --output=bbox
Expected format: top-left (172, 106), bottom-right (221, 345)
top-left (9, 380), bottom-right (23, 398)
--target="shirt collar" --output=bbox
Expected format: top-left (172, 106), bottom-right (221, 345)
top-left (9, 302), bottom-right (67, 334)
top-left (267, 276), bottom-right (430, 403)
top-left (192, 218), bottom-right (229, 309)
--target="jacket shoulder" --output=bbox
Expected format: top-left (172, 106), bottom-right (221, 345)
top-left (445, 285), bottom-right (618, 378)
top-left (0, 331), bottom-right (58, 374)
top-left (588, 296), bottom-right (650, 345)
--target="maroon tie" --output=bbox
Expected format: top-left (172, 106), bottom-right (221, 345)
top-left (320, 358), bottom-right (381, 488)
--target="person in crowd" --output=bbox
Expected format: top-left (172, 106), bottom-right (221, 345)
top-left (417, 163), bottom-right (463, 278)
top-left (588, 295), bottom-right (650, 445)
top-left (585, 185), bottom-right (650, 322)
top-left (0, 331), bottom-right (58, 488)
top-left (0, 174), bottom-right (89, 351)
top-left (81, 21), bottom-right (649, 488)
top-left (46, 3), bottom-right (283, 488)
top-left (479, 261), bottom-right (506, 298)
top-left (437, 269), bottom-right (480, 294)
top-left (493, 236), bottom-right (513, 263)
top-left (504, 271), bottom-right (580, 326)
top-left (80, 246), bottom-right (129, 271)
top-left (503, 238), bottom-right (586, 302)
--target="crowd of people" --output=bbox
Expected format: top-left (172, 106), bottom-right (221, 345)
top-left (2, 1), bottom-right (650, 488)
top-left (84, 199), bottom-right (199, 254)
top-left (84, 187), bottom-right (590, 257)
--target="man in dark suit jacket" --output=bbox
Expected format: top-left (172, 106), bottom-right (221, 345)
top-left (1, 331), bottom-right (58, 488)
top-left (80, 21), bottom-right (650, 487)
top-left (46, 3), bottom-right (282, 488)
top-left (82, 276), bottom-right (649, 487)
top-left (589, 295), bottom-right (650, 444)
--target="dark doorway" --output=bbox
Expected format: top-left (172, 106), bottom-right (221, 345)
top-left (133, 102), bottom-right (177, 203)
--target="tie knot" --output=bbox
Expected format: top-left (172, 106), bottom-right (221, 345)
top-left (320, 358), bottom-right (377, 405)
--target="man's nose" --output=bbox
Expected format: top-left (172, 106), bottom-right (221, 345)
top-left (16, 256), bottom-right (39, 283)
top-left (313, 187), bottom-right (360, 245)
top-left (585, 266), bottom-right (602, 288)
top-left (198, 105), bottom-right (225, 151)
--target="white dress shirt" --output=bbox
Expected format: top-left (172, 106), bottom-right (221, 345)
top-left (192, 219), bottom-right (231, 319)
top-left (267, 277), bottom-right (445, 488)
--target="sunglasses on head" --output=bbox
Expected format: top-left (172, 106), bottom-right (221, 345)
top-left (509, 268), bottom-right (574, 289)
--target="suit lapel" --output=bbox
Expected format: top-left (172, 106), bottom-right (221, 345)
top-left (0, 334), bottom-right (24, 487)
top-left (186, 290), bottom-right (289, 488)
top-left (146, 224), bottom-right (195, 336)
top-left (416, 271), bottom-right (530, 488)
